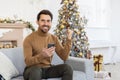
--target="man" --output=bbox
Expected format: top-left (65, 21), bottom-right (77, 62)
top-left (23, 10), bottom-right (73, 80)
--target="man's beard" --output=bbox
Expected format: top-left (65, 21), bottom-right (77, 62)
top-left (41, 25), bottom-right (50, 33)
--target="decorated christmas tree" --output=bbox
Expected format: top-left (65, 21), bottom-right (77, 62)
top-left (54, 0), bottom-right (91, 58)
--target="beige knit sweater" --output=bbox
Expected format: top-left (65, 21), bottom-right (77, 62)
top-left (23, 28), bottom-right (72, 67)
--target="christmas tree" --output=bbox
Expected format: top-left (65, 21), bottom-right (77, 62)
top-left (54, 0), bottom-right (91, 58)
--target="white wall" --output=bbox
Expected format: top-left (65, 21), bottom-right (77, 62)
top-left (110, 0), bottom-right (120, 62)
top-left (111, 0), bottom-right (120, 44)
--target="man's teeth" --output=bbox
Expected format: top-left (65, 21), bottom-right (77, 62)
top-left (43, 27), bottom-right (48, 29)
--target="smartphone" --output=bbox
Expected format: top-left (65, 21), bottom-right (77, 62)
top-left (48, 43), bottom-right (55, 48)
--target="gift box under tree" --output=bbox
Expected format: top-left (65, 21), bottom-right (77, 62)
top-left (93, 54), bottom-right (103, 72)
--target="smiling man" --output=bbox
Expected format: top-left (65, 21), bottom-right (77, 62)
top-left (23, 10), bottom-right (73, 80)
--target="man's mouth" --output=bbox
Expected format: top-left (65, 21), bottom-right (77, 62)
top-left (43, 26), bottom-right (49, 30)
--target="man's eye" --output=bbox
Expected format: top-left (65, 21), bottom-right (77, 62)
top-left (41, 20), bottom-right (45, 22)
top-left (47, 20), bottom-right (51, 22)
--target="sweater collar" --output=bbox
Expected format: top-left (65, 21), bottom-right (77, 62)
top-left (37, 27), bottom-right (49, 37)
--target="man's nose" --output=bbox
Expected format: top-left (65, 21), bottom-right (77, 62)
top-left (44, 21), bottom-right (48, 25)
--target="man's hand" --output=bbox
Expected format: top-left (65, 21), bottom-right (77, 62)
top-left (41, 47), bottom-right (55, 57)
top-left (66, 28), bottom-right (73, 40)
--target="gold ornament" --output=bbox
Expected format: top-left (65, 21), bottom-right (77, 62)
top-left (60, 25), bottom-right (65, 29)
top-left (78, 52), bottom-right (83, 57)
top-left (76, 12), bottom-right (80, 17)
top-left (61, 20), bottom-right (66, 24)
top-left (64, 0), bottom-right (68, 4)
top-left (77, 31), bottom-right (80, 34)
top-left (0, 18), bottom-right (4, 23)
top-left (74, 28), bottom-right (78, 32)
top-left (74, 29), bottom-right (80, 34)
top-left (55, 29), bottom-right (59, 33)
top-left (63, 6), bottom-right (67, 10)
top-left (81, 29), bottom-right (85, 32)
top-left (69, 0), bottom-right (73, 4)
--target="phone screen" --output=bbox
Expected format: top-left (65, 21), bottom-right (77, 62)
top-left (48, 43), bottom-right (55, 48)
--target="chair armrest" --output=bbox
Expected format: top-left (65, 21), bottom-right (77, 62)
top-left (65, 56), bottom-right (94, 80)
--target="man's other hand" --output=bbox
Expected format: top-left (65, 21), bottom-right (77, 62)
top-left (41, 47), bottom-right (55, 57)
top-left (66, 28), bottom-right (73, 40)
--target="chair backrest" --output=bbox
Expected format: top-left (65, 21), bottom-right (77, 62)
top-left (51, 53), bottom-right (64, 65)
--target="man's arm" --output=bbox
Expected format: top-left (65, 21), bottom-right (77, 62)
top-left (55, 29), bottom-right (73, 61)
top-left (23, 38), bottom-right (44, 67)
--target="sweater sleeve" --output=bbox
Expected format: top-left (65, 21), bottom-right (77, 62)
top-left (55, 36), bottom-right (72, 61)
top-left (23, 37), bottom-right (44, 67)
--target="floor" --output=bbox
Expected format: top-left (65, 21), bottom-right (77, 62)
top-left (104, 63), bottom-right (120, 80)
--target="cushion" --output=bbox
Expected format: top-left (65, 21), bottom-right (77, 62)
top-left (0, 47), bottom-right (26, 76)
top-left (0, 52), bottom-right (19, 80)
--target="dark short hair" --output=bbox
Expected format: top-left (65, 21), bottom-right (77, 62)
top-left (37, 10), bottom-right (53, 21)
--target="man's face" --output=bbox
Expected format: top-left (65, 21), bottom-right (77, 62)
top-left (37, 14), bottom-right (52, 33)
